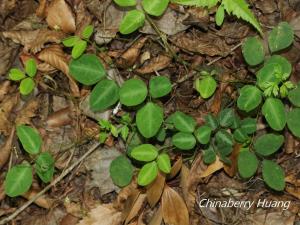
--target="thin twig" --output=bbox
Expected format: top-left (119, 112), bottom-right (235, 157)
top-left (207, 43), bottom-right (242, 66)
top-left (0, 142), bottom-right (101, 225)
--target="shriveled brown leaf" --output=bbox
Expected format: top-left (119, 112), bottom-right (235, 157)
top-left (135, 55), bottom-right (172, 74)
top-left (286, 174), bottom-right (300, 187)
top-left (116, 37), bottom-right (148, 68)
top-left (0, 36), bottom-right (19, 76)
top-left (161, 185), bottom-right (189, 225)
top-left (38, 45), bottom-right (80, 96)
top-left (0, 126), bottom-right (15, 169)
top-left (114, 180), bottom-right (139, 211)
top-left (37, 62), bottom-right (57, 73)
top-left (15, 99), bottom-right (39, 125)
top-left (286, 186), bottom-right (300, 200)
top-left (167, 156), bottom-right (182, 180)
top-left (36, 0), bottom-right (47, 18)
top-left (77, 204), bottom-right (122, 225)
top-left (146, 172), bottom-right (165, 207)
top-left (46, 107), bottom-right (73, 128)
top-left (149, 206), bottom-right (163, 225)
top-left (74, 1), bottom-right (93, 36)
top-left (223, 144), bottom-right (242, 177)
top-left (2, 29), bottom-right (65, 53)
top-left (0, 80), bottom-right (11, 101)
top-left (22, 190), bottom-right (53, 209)
top-left (171, 32), bottom-right (231, 57)
top-left (199, 156), bottom-right (223, 178)
top-left (46, 0), bottom-right (76, 33)
top-left (125, 193), bottom-right (147, 224)
top-left (0, 0), bottom-right (16, 24)
top-left (0, 93), bottom-right (18, 135)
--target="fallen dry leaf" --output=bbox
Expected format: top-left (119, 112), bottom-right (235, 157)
top-left (74, 1), bottom-right (92, 37)
top-left (36, 0), bottom-right (47, 18)
top-left (46, 107), bottom-right (73, 129)
top-left (46, 0), bottom-right (76, 33)
top-left (223, 144), bottom-right (242, 177)
top-left (246, 211), bottom-right (295, 225)
top-left (22, 189), bottom-right (53, 209)
top-left (146, 172), bottom-right (165, 207)
top-left (149, 206), bottom-right (163, 225)
top-left (135, 55), bottom-right (172, 74)
top-left (2, 29), bottom-right (66, 53)
top-left (38, 45), bottom-right (80, 96)
top-left (167, 157), bottom-right (182, 180)
top-left (0, 81), bottom-right (11, 101)
top-left (199, 156), bottom-right (224, 178)
top-left (0, 37), bottom-right (19, 76)
top-left (0, 126), bottom-right (15, 169)
top-left (125, 193), bottom-right (147, 224)
top-left (162, 185), bottom-right (189, 225)
top-left (77, 204), bottom-right (122, 225)
top-left (15, 99), bottom-right (39, 125)
top-left (0, 93), bottom-right (18, 135)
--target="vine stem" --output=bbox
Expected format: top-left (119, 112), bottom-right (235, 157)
top-left (0, 142), bottom-right (101, 225)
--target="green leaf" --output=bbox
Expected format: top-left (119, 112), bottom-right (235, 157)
top-left (262, 98), bottom-right (286, 131)
top-left (149, 76), bottom-right (172, 98)
top-left (237, 85), bottom-right (262, 112)
top-left (265, 55), bottom-right (292, 79)
top-left (288, 84), bottom-right (300, 107)
top-left (195, 76), bottom-right (217, 99)
top-left (4, 164), bottom-right (33, 197)
top-left (9, 68), bottom-right (25, 81)
top-left (62, 36), bottom-right (80, 47)
top-left (119, 78), bottom-right (147, 106)
top-left (172, 132), bottom-right (196, 150)
top-left (233, 129), bottom-right (248, 143)
top-left (262, 160), bottom-right (285, 191)
top-left (20, 77), bottom-right (35, 95)
top-left (171, 0), bottom-right (219, 8)
top-left (69, 54), bottom-right (106, 85)
top-left (254, 133), bottom-right (284, 156)
top-left (204, 114), bottom-right (219, 131)
top-left (136, 102), bottom-right (164, 138)
top-left (35, 152), bottom-right (55, 183)
top-left (230, 114), bottom-right (240, 129)
top-left (90, 79), bottom-right (119, 111)
top-left (157, 153), bottom-right (171, 173)
top-left (194, 125), bottom-right (212, 145)
top-left (82, 25), bottom-right (94, 39)
top-left (222, 0), bottom-right (262, 35)
top-left (287, 108), bottom-right (300, 138)
top-left (268, 22), bottom-right (294, 53)
top-left (138, 161), bottom-right (158, 186)
top-left (110, 156), bottom-right (134, 187)
top-left (218, 108), bottom-right (235, 128)
top-left (215, 129), bottom-right (234, 146)
top-left (215, 5), bottom-right (225, 26)
top-left (203, 147), bottom-right (216, 164)
top-left (72, 40), bottom-right (87, 59)
top-left (25, 58), bottom-right (37, 77)
top-left (242, 37), bottom-right (264, 66)
top-left (131, 144), bottom-right (158, 162)
top-left (142, 0), bottom-right (169, 16)
top-left (114, 0), bottom-right (136, 7)
top-left (16, 125), bottom-right (42, 154)
top-left (120, 125), bottom-right (129, 141)
top-left (240, 117), bottom-right (257, 134)
top-left (119, 10), bottom-right (145, 35)
top-left (156, 127), bottom-right (166, 142)
top-left (170, 111), bottom-right (196, 133)
top-left (237, 150), bottom-right (258, 178)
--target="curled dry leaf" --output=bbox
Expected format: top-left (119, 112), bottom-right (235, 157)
top-left (22, 189), bottom-right (53, 209)
top-left (46, 0), bottom-right (76, 33)
top-left (162, 185), bottom-right (189, 225)
top-left (223, 144), bottom-right (242, 177)
top-left (74, 1), bottom-right (93, 37)
top-left (199, 156), bottom-right (224, 178)
top-left (46, 107), bottom-right (73, 129)
top-left (125, 193), bottom-right (147, 224)
top-left (0, 37), bottom-right (19, 76)
top-left (116, 37), bottom-right (148, 68)
top-left (0, 0), bottom-right (16, 23)
top-left (135, 55), bottom-right (172, 74)
top-left (0, 81), bottom-right (11, 101)
top-left (36, 0), bottom-right (47, 18)
top-left (149, 206), bottom-right (163, 225)
top-left (0, 93), bottom-right (19, 135)
top-left (146, 172), bottom-right (165, 207)
top-left (15, 99), bottom-right (39, 125)
top-left (77, 204), bottom-right (122, 225)
top-left (167, 156), bottom-right (182, 180)
top-left (37, 62), bottom-right (57, 74)
top-left (38, 45), bottom-right (80, 96)
top-left (0, 126), bottom-right (15, 169)
top-left (2, 29), bottom-right (66, 53)
top-left (113, 180), bottom-right (139, 211)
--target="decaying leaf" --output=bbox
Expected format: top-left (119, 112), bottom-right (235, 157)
top-left (38, 44), bottom-right (80, 96)
top-left (0, 0), bottom-right (16, 23)
top-left (146, 172), bottom-right (165, 207)
top-left (167, 157), bottom-right (182, 180)
top-left (46, 0), bottom-right (76, 33)
top-left (149, 206), bottom-right (163, 225)
top-left (36, 0), bottom-right (47, 18)
top-left (22, 190), bottom-right (53, 209)
top-left (223, 144), bottom-right (242, 177)
top-left (199, 156), bottom-right (224, 178)
top-left (0, 81), bottom-right (11, 101)
top-left (15, 99), bottom-right (39, 125)
top-left (116, 37), bottom-right (148, 68)
top-left (125, 193), bottom-right (147, 224)
top-left (162, 185), bottom-right (189, 225)
top-left (135, 55), bottom-right (172, 74)
top-left (2, 29), bottom-right (65, 53)
top-left (0, 126), bottom-right (15, 169)
top-left (0, 93), bottom-right (18, 135)
top-left (0, 36), bottom-right (19, 76)
top-left (74, 1), bottom-right (93, 36)
top-left (46, 107), bottom-right (73, 129)
top-left (245, 211), bottom-right (295, 225)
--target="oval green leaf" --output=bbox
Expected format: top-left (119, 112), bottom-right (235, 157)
top-left (119, 78), bottom-right (147, 106)
top-left (149, 76), bottom-right (172, 98)
top-left (262, 160), bottom-right (285, 191)
top-left (242, 37), bottom-right (264, 66)
top-left (194, 125), bottom-right (212, 145)
top-left (203, 147), bottom-right (216, 164)
top-left (218, 108), bottom-right (235, 128)
top-left (20, 77), bottom-right (35, 95)
top-left (195, 76), bottom-right (217, 99)
top-left (233, 128), bottom-right (248, 143)
top-left (119, 10), bottom-right (145, 35)
top-left (157, 153), bottom-right (171, 174)
top-left (254, 133), bottom-right (284, 156)
top-left (82, 25), bottom-right (94, 39)
top-left (110, 156), bottom-right (134, 187)
top-left (114, 0), bottom-right (136, 7)
top-left (237, 85), bottom-right (262, 112)
top-left (69, 54), bottom-right (106, 85)
top-left (204, 114), bottom-right (219, 131)
top-left (215, 5), bottom-right (225, 26)
top-left (288, 84), bottom-right (300, 107)
top-left (62, 36), bottom-right (80, 47)
top-left (16, 125), bottom-right (42, 154)
top-left (238, 150), bottom-right (258, 178)
top-left (262, 98), bottom-right (286, 131)
top-left (170, 111), bottom-right (196, 133)
top-left (136, 102), bottom-right (164, 138)
top-left (131, 144), bottom-right (158, 162)
top-left (215, 129), bottom-right (233, 147)
top-left (268, 22), bottom-right (294, 53)
top-left (90, 79), bottom-right (119, 111)
top-left (240, 117), bottom-right (257, 134)
top-left (138, 161), bottom-right (158, 186)
top-left (72, 40), bottom-right (87, 59)
top-left (287, 108), bottom-right (300, 138)
top-left (9, 68), bottom-right (25, 81)
top-left (142, 0), bottom-right (169, 16)
top-left (35, 152), bottom-right (55, 183)
top-left (25, 58), bottom-right (37, 77)
top-left (172, 132), bottom-right (196, 150)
